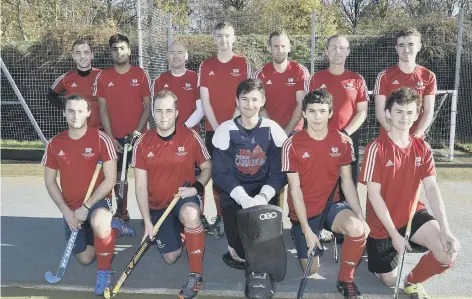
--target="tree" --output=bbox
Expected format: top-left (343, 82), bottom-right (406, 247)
top-left (218, 0), bottom-right (252, 10)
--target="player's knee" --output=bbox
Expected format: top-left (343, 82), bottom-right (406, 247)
top-left (90, 209), bottom-right (112, 236)
top-left (432, 249), bottom-right (456, 266)
top-left (378, 273), bottom-right (396, 287)
top-left (162, 250), bottom-right (182, 264)
top-left (180, 204), bottom-right (200, 228)
top-left (77, 253), bottom-right (94, 265)
top-left (343, 216), bottom-right (364, 237)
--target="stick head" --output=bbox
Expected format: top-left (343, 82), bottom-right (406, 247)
top-left (45, 271), bottom-right (61, 284)
top-left (103, 287), bottom-right (113, 299)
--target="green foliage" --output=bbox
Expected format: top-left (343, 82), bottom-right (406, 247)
top-left (155, 0), bottom-right (190, 26)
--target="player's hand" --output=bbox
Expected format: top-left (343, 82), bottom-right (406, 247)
top-left (392, 231), bottom-right (412, 256)
top-left (124, 130), bottom-right (141, 151)
top-left (113, 138), bottom-right (124, 153)
top-left (303, 227), bottom-right (322, 257)
top-left (239, 196), bottom-right (255, 209)
top-left (253, 194), bottom-right (268, 206)
top-left (175, 187), bottom-right (198, 199)
top-left (361, 219), bottom-right (371, 238)
top-left (141, 220), bottom-right (155, 244)
top-left (440, 230), bottom-right (460, 255)
top-left (64, 208), bottom-right (80, 232)
top-left (74, 205), bottom-right (89, 224)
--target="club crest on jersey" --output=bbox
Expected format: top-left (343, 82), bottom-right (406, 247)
top-left (345, 82), bottom-right (355, 90)
top-left (184, 82), bottom-right (192, 90)
top-left (176, 146), bottom-right (187, 156)
top-left (235, 144), bottom-right (267, 175)
top-left (416, 81), bottom-right (424, 90)
top-left (286, 78), bottom-right (296, 86)
top-left (130, 79), bottom-right (139, 86)
top-left (82, 147), bottom-right (94, 158)
top-left (231, 69), bottom-right (240, 76)
top-left (329, 147), bottom-right (340, 157)
top-left (415, 156), bottom-right (422, 167)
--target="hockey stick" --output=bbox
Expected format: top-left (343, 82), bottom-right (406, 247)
top-left (297, 177), bottom-right (341, 299)
top-left (115, 143), bottom-right (130, 221)
top-left (393, 184), bottom-right (422, 299)
top-left (45, 160), bottom-right (103, 284)
top-left (103, 181), bottom-right (190, 298)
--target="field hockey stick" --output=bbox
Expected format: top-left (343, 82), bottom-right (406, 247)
top-left (116, 142), bottom-right (130, 218)
top-left (297, 177), bottom-right (341, 299)
top-left (45, 160), bottom-right (103, 283)
top-left (393, 184), bottom-right (422, 299)
top-left (103, 181), bottom-right (190, 298)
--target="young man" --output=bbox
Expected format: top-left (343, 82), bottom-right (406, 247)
top-left (212, 79), bottom-right (287, 271)
top-left (360, 87), bottom-right (459, 298)
top-left (42, 95), bottom-right (135, 295)
top-left (374, 28), bottom-right (437, 139)
top-left (94, 34), bottom-right (152, 222)
top-left (309, 34), bottom-right (368, 188)
top-left (132, 90), bottom-right (211, 299)
top-left (253, 30), bottom-right (309, 135)
top-left (282, 89), bottom-right (369, 299)
top-left (198, 22), bottom-right (251, 235)
top-left (48, 39), bottom-right (102, 128)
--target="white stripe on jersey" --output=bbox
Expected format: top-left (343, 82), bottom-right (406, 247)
top-left (51, 73), bottom-right (66, 89)
top-left (299, 64), bottom-right (310, 92)
top-left (143, 70), bottom-right (152, 95)
top-left (308, 72), bottom-right (317, 91)
top-left (374, 70), bottom-right (386, 95)
top-left (197, 62), bottom-right (204, 87)
top-left (131, 135), bottom-right (144, 168)
top-left (252, 68), bottom-right (263, 80)
top-left (246, 60), bottom-right (252, 79)
top-left (191, 129), bottom-right (211, 160)
top-left (99, 131), bottom-right (118, 160)
top-left (152, 74), bottom-right (161, 96)
top-left (363, 142), bottom-right (379, 182)
top-left (359, 75), bottom-right (370, 101)
top-left (93, 71), bottom-right (102, 96)
top-left (281, 136), bottom-right (294, 172)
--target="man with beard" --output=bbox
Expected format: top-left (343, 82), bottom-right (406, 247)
top-left (132, 90), bottom-right (211, 299)
top-left (42, 95), bottom-right (135, 295)
top-left (198, 22), bottom-right (251, 237)
top-left (48, 39), bottom-right (102, 129)
top-left (94, 34), bottom-right (152, 222)
top-left (374, 28), bottom-right (436, 139)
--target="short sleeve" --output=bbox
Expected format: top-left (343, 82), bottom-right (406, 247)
top-left (141, 70), bottom-right (152, 98)
top-left (340, 135), bottom-right (356, 165)
top-left (191, 129), bottom-right (211, 165)
top-left (356, 75), bottom-right (369, 103)
top-left (197, 62), bottom-right (207, 88)
top-left (131, 136), bottom-right (146, 170)
top-left (421, 142), bottom-right (436, 179)
top-left (98, 131), bottom-right (118, 162)
top-left (281, 137), bottom-right (298, 173)
top-left (93, 71), bottom-right (104, 98)
top-left (359, 141), bottom-right (382, 184)
top-left (41, 141), bottom-right (59, 169)
top-left (296, 65), bottom-right (310, 92)
top-left (51, 74), bottom-right (66, 94)
top-left (374, 71), bottom-right (388, 96)
top-left (424, 72), bottom-right (437, 96)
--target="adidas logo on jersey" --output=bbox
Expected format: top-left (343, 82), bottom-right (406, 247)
top-left (147, 152), bottom-right (154, 158)
top-left (320, 84), bottom-right (327, 88)
top-left (58, 150), bottom-right (65, 156)
top-left (302, 152), bottom-right (310, 158)
top-left (266, 80), bottom-right (272, 84)
top-left (108, 82), bottom-right (115, 87)
top-left (392, 80), bottom-right (399, 85)
top-left (71, 83), bottom-right (77, 88)
top-left (386, 160), bottom-right (394, 167)
top-left (164, 84), bottom-right (169, 88)
top-left (209, 71), bottom-right (215, 75)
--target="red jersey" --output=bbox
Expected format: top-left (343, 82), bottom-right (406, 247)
top-left (359, 134), bottom-right (435, 239)
top-left (52, 68), bottom-right (102, 128)
top-left (94, 65), bottom-right (151, 138)
top-left (254, 61), bottom-right (309, 130)
top-left (374, 64), bottom-right (436, 136)
top-left (282, 129), bottom-right (355, 221)
top-left (153, 70), bottom-right (198, 127)
top-left (131, 126), bottom-right (211, 210)
top-left (41, 128), bottom-right (117, 210)
top-left (198, 55), bottom-right (251, 131)
top-left (309, 69), bottom-right (368, 131)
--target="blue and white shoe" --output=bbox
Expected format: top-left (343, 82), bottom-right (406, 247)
top-left (111, 219), bottom-right (136, 237)
top-left (95, 270), bottom-right (112, 295)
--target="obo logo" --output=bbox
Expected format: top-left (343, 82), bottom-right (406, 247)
top-left (259, 212), bottom-right (277, 220)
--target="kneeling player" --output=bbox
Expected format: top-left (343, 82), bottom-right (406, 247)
top-left (42, 95), bottom-right (135, 295)
top-left (282, 89), bottom-right (370, 299)
top-left (360, 87), bottom-right (460, 298)
top-left (212, 79), bottom-right (288, 299)
top-left (132, 90), bottom-right (211, 299)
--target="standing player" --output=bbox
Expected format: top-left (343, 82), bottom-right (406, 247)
top-left (360, 87), bottom-right (459, 298)
top-left (198, 22), bottom-right (251, 235)
top-left (309, 34), bottom-right (368, 189)
top-left (374, 28), bottom-right (436, 138)
top-left (253, 30), bottom-right (309, 135)
top-left (42, 95), bottom-right (135, 295)
top-left (94, 34), bottom-right (152, 222)
top-left (132, 90), bottom-right (211, 299)
top-left (48, 38), bottom-right (102, 129)
top-left (282, 89), bottom-right (369, 299)
top-left (212, 79), bottom-right (287, 271)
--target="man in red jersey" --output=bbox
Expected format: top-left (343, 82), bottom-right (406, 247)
top-left (374, 28), bottom-right (437, 138)
top-left (48, 39), bottom-right (102, 128)
top-left (132, 90), bottom-right (211, 299)
top-left (254, 30), bottom-right (309, 135)
top-left (360, 88), bottom-right (459, 299)
top-left (198, 22), bottom-right (251, 236)
top-left (42, 95), bottom-right (135, 295)
top-left (282, 90), bottom-right (369, 299)
top-left (94, 34), bottom-right (152, 222)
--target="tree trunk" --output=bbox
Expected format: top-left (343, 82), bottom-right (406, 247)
top-left (16, 0), bottom-right (28, 41)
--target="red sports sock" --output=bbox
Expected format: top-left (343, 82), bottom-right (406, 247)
top-left (406, 251), bottom-right (453, 284)
top-left (185, 225), bottom-right (205, 274)
top-left (338, 235), bottom-right (366, 282)
top-left (213, 184), bottom-right (221, 217)
top-left (94, 229), bottom-right (118, 270)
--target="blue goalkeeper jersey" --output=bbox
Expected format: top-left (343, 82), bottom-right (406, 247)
top-left (212, 116), bottom-right (288, 207)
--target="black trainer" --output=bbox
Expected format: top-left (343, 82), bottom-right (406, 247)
top-left (178, 272), bottom-right (203, 299)
top-left (211, 216), bottom-right (224, 238)
top-left (201, 214), bottom-right (211, 232)
top-left (337, 280), bottom-right (363, 299)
